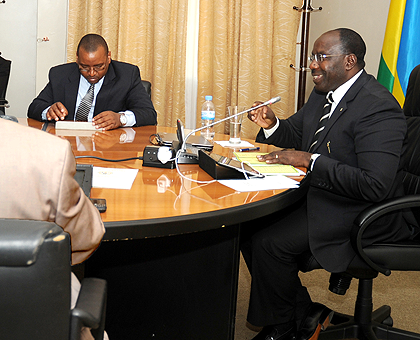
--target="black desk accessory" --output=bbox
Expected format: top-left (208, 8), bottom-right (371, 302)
top-left (198, 149), bottom-right (263, 180)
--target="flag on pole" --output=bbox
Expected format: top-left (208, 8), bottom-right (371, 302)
top-left (377, 0), bottom-right (420, 107)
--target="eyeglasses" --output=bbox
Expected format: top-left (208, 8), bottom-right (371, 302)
top-left (308, 54), bottom-right (346, 63)
top-left (78, 64), bottom-right (107, 73)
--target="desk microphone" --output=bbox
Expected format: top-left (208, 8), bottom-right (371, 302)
top-left (181, 95), bottom-right (281, 151)
top-left (143, 96), bottom-right (281, 168)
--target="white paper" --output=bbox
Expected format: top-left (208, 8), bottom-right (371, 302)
top-left (215, 140), bottom-right (254, 148)
top-left (55, 121), bottom-right (103, 131)
top-left (218, 175), bottom-right (300, 192)
top-left (92, 167), bottom-right (138, 190)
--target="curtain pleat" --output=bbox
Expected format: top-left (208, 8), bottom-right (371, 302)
top-left (197, 0), bottom-right (300, 138)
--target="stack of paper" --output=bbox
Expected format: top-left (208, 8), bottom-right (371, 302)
top-left (218, 175), bottom-right (299, 191)
top-left (233, 152), bottom-right (305, 176)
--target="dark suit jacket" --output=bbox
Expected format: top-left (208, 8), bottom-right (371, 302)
top-left (404, 64), bottom-right (420, 117)
top-left (257, 70), bottom-right (412, 272)
top-left (27, 60), bottom-right (157, 126)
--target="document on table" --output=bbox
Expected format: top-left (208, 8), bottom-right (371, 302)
top-left (218, 175), bottom-right (300, 192)
top-left (234, 152), bottom-right (306, 176)
top-left (215, 140), bottom-right (254, 148)
top-left (55, 121), bottom-right (103, 131)
top-left (92, 167), bottom-right (138, 190)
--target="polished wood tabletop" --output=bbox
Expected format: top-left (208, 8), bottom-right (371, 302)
top-left (21, 118), bottom-right (307, 239)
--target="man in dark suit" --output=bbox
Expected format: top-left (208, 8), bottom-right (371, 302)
top-left (28, 34), bottom-right (157, 130)
top-left (243, 28), bottom-right (414, 340)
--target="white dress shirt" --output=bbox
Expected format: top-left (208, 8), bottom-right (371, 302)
top-left (42, 75), bottom-right (137, 126)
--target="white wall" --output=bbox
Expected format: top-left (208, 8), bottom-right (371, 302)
top-left (0, 0), bottom-right (67, 118)
top-left (0, 0), bottom-right (38, 118)
top-left (36, 0), bottom-right (69, 94)
top-left (304, 0), bottom-right (391, 100)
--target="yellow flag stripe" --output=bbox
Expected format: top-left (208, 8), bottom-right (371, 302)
top-left (393, 73), bottom-right (405, 107)
top-left (381, 0), bottom-right (406, 74)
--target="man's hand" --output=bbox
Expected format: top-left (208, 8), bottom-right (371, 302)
top-left (247, 101), bottom-right (277, 129)
top-left (47, 102), bottom-right (68, 121)
top-left (257, 150), bottom-right (312, 169)
top-left (92, 111), bottom-right (121, 130)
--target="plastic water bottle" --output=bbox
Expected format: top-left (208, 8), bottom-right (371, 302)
top-left (201, 95), bottom-right (215, 140)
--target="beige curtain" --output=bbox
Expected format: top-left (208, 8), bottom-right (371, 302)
top-left (67, 0), bottom-right (188, 128)
top-left (67, 0), bottom-right (300, 137)
top-left (197, 0), bottom-right (300, 138)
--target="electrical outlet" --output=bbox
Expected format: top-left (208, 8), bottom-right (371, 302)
top-left (142, 145), bottom-right (175, 169)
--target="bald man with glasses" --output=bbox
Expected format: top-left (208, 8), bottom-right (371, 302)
top-left (243, 28), bottom-right (414, 340)
top-left (28, 34), bottom-right (156, 131)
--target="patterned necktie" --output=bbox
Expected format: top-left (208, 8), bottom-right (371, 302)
top-left (75, 83), bottom-right (95, 121)
top-left (308, 92), bottom-right (333, 152)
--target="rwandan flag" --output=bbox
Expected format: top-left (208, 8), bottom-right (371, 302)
top-left (377, 0), bottom-right (420, 107)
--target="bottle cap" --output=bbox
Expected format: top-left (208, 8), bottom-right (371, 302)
top-left (205, 95), bottom-right (213, 101)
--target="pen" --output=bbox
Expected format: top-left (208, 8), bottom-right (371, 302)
top-left (239, 147), bottom-right (260, 152)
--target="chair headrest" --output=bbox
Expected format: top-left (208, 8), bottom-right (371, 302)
top-left (0, 219), bottom-right (64, 267)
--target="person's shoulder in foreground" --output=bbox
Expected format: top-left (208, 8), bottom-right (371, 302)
top-left (0, 119), bottom-right (105, 265)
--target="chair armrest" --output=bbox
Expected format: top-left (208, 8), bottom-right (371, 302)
top-left (352, 194), bottom-right (420, 276)
top-left (70, 277), bottom-right (107, 340)
top-left (0, 99), bottom-right (9, 108)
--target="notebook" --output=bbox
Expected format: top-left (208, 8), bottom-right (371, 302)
top-left (157, 119), bottom-right (213, 150)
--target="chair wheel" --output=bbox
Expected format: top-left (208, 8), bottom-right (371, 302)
top-left (382, 316), bottom-right (393, 327)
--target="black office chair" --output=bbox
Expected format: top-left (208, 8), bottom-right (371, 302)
top-left (404, 64), bottom-right (420, 117)
top-left (297, 100), bottom-right (420, 337)
top-left (0, 52), bottom-right (11, 115)
top-left (0, 219), bottom-right (107, 340)
top-left (142, 80), bottom-right (152, 97)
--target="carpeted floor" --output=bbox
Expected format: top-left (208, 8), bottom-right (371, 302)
top-left (235, 254), bottom-right (420, 340)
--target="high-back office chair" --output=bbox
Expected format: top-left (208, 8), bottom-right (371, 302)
top-left (141, 80), bottom-right (152, 97)
top-left (298, 69), bottom-right (420, 339)
top-left (0, 219), bottom-right (107, 340)
top-left (404, 64), bottom-right (420, 117)
top-left (0, 52), bottom-right (11, 115)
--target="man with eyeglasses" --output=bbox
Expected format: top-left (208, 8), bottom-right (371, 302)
top-left (243, 28), bottom-right (414, 340)
top-left (28, 34), bottom-right (157, 130)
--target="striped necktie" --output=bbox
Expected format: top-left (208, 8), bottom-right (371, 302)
top-left (75, 83), bottom-right (95, 122)
top-left (308, 92), bottom-right (333, 153)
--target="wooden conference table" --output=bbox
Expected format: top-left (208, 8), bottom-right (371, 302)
top-left (22, 118), bottom-right (308, 340)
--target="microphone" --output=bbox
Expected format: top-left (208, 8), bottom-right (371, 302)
top-left (261, 96), bottom-right (281, 106)
top-left (181, 95), bottom-right (281, 151)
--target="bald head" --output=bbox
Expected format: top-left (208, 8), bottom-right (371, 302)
top-left (330, 28), bottom-right (366, 69)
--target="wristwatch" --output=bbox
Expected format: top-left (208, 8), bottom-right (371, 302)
top-left (119, 113), bottom-right (127, 126)
top-left (119, 132), bottom-right (127, 143)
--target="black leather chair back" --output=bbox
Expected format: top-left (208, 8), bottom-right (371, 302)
top-left (0, 54), bottom-right (11, 115)
top-left (403, 65), bottom-right (420, 226)
top-left (403, 118), bottom-right (420, 197)
top-left (142, 80), bottom-right (152, 97)
top-left (0, 219), bottom-right (71, 339)
top-left (404, 64), bottom-right (420, 117)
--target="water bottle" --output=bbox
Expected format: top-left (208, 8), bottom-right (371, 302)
top-left (201, 95), bottom-right (216, 140)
